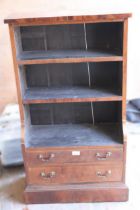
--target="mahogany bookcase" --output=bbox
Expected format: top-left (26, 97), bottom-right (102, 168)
top-left (4, 13), bottom-right (131, 204)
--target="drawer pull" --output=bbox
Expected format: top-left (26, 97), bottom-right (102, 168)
top-left (38, 153), bottom-right (55, 162)
top-left (40, 171), bottom-right (56, 179)
top-left (96, 170), bottom-right (112, 177)
top-left (96, 152), bottom-right (112, 160)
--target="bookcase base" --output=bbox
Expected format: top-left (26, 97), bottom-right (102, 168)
top-left (24, 182), bottom-right (128, 204)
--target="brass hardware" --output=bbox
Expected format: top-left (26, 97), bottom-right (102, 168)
top-left (38, 153), bottom-right (55, 162)
top-left (96, 170), bottom-right (112, 177)
top-left (96, 152), bottom-right (112, 160)
top-left (40, 171), bottom-right (56, 179)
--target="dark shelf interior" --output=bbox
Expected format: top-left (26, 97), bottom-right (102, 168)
top-left (28, 101), bottom-right (121, 124)
top-left (21, 62), bottom-right (122, 102)
top-left (16, 22), bottom-right (123, 59)
top-left (25, 123), bottom-right (123, 148)
top-left (25, 101), bottom-right (122, 147)
top-left (16, 21), bottom-right (124, 149)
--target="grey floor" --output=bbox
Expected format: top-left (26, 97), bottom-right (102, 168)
top-left (0, 122), bottom-right (139, 210)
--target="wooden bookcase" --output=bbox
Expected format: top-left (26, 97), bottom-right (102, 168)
top-left (5, 13), bottom-right (131, 204)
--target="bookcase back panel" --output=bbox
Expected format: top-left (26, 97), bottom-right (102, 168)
top-left (94, 101), bottom-right (122, 123)
top-left (86, 22), bottom-right (123, 53)
top-left (29, 101), bottom-right (121, 125)
top-left (25, 63), bottom-right (89, 87)
top-left (24, 62), bottom-right (122, 93)
top-left (18, 22), bottom-right (123, 54)
top-left (29, 103), bottom-right (93, 125)
top-left (20, 24), bottom-right (85, 51)
top-left (90, 62), bottom-right (122, 91)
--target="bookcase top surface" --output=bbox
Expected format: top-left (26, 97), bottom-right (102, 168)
top-left (4, 13), bottom-right (131, 25)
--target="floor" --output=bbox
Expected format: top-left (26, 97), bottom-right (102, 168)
top-left (0, 122), bottom-right (140, 210)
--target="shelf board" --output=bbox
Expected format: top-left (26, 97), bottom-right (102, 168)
top-left (25, 123), bottom-right (123, 148)
top-left (23, 87), bottom-right (122, 104)
top-left (17, 49), bottom-right (123, 64)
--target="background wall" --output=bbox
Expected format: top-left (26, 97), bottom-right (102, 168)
top-left (0, 0), bottom-right (139, 112)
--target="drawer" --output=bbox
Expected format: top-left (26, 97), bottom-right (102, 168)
top-left (26, 148), bottom-right (123, 166)
top-left (27, 164), bottom-right (123, 185)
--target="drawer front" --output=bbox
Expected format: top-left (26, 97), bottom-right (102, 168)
top-left (27, 164), bottom-right (123, 185)
top-left (27, 148), bottom-right (123, 166)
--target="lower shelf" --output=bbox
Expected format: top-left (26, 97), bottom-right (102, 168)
top-left (24, 182), bottom-right (128, 203)
top-left (25, 123), bottom-right (123, 148)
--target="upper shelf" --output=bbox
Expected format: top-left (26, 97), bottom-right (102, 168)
top-left (17, 49), bottom-right (123, 65)
top-left (14, 21), bottom-right (124, 64)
